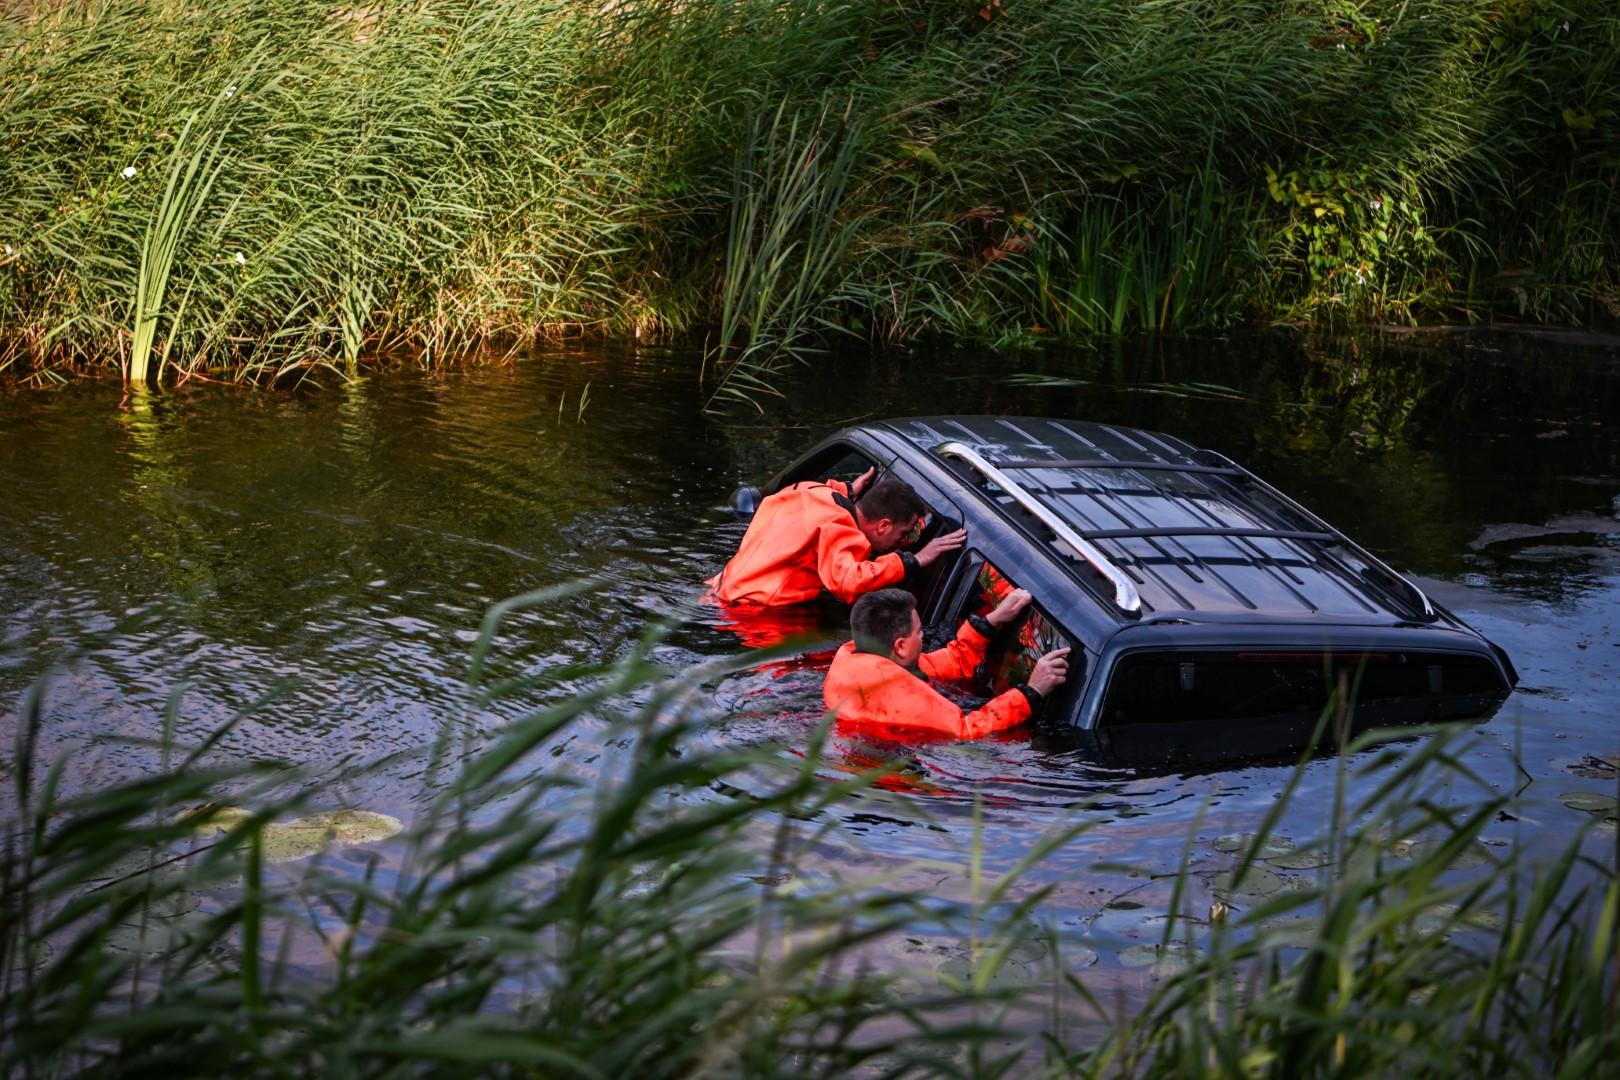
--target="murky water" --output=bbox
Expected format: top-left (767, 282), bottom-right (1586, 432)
top-left (3, 329), bottom-right (1618, 1001)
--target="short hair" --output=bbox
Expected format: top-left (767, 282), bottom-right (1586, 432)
top-left (850, 588), bottom-right (918, 656)
top-left (857, 477), bottom-right (929, 525)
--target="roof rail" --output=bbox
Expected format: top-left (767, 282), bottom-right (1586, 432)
top-left (935, 441), bottom-right (1143, 617)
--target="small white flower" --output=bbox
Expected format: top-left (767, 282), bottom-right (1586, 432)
top-left (1561, 21), bottom-right (1570, 32)
top-left (1337, 43), bottom-right (1346, 50)
top-left (121, 166), bottom-right (137, 179)
top-left (234, 251), bottom-right (246, 266)
top-left (224, 85), bottom-right (237, 98)
top-left (1368, 198), bottom-right (1382, 211)
top-left (3, 245), bottom-right (12, 255)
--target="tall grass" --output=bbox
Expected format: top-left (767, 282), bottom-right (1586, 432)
top-left (705, 101), bottom-right (862, 411)
top-left (3, 595), bottom-right (1616, 1077)
top-left (0, 0), bottom-right (1615, 392)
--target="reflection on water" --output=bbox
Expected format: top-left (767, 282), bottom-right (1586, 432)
top-left (2, 331), bottom-right (1618, 995)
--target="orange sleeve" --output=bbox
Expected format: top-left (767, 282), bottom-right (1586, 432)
top-left (920, 621), bottom-right (991, 681)
top-left (883, 678), bottom-right (1031, 739)
top-left (954, 689), bottom-right (1034, 739)
top-left (814, 519), bottom-right (907, 604)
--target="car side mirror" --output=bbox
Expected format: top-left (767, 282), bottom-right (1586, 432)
top-left (730, 485), bottom-right (761, 519)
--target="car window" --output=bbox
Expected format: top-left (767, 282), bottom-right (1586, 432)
top-left (937, 556), bottom-right (1074, 697)
top-left (777, 443), bottom-right (875, 489)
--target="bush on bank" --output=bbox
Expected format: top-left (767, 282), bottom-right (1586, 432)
top-left (0, 0), bottom-right (1615, 385)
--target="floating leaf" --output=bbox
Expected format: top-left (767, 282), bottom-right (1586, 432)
top-left (1255, 915), bottom-right (1322, 948)
top-left (936, 954), bottom-right (1033, 990)
top-left (104, 907), bottom-right (214, 956)
top-left (186, 804), bottom-right (255, 835)
top-left (1212, 866), bottom-right (1284, 899)
top-left (1266, 849), bottom-right (1330, 870)
top-left (1415, 903), bottom-right (1503, 936)
top-left (1212, 834), bottom-right (1294, 858)
top-left (1397, 840), bottom-right (1490, 870)
top-left (1067, 946), bottom-right (1099, 970)
top-left (1567, 753), bottom-right (1620, 779)
top-left (259, 810), bottom-right (404, 863)
top-left (1119, 943), bottom-right (1203, 977)
top-left (1559, 791), bottom-right (1619, 814)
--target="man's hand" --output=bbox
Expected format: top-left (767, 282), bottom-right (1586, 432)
top-left (1028, 647), bottom-right (1071, 697)
top-left (987, 587), bottom-right (1032, 628)
top-left (914, 527), bottom-right (966, 567)
top-left (849, 466), bottom-right (877, 500)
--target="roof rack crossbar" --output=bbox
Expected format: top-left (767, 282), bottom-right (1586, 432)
top-left (998, 458), bottom-right (1243, 477)
top-left (1009, 452), bottom-right (1257, 610)
top-left (1195, 450), bottom-right (1438, 622)
top-left (1083, 526), bottom-right (1341, 543)
top-left (935, 441), bottom-right (1143, 617)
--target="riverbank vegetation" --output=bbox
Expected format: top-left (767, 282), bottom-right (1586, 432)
top-left (3, 596), bottom-right (1617, 1076)
top-left (1, 0), bottom-right (1616, 394)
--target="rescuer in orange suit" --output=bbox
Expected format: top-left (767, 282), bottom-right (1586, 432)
top-left (709, 467), bottom-right (967, 607)
top-left (823, 588), bottom-right (1070, 740)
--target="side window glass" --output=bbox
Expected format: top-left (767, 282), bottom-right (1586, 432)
top-left (778, 444), bottom-right (874, 489)
top-left (960, 558), bottom-right (1074, 697)
top-left (888, 473), bottom-right (964, 622)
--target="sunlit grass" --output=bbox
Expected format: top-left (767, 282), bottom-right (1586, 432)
top-left (0, 0), bottom-right (1614, 396)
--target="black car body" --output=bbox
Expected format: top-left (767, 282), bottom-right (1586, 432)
top-left (754, 416), bottom-right (1517, 764)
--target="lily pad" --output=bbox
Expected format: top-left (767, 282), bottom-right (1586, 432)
top-left (104, 908), bottom-right (215, 956)
top-left (1414, 904), bottom-right (1504, 936)
top-left (1397, 840), bottom-right (1491, 870)
top-left (936, 954), bottom-right (1034, 990)
top-left (1567, 753), bottom-right (1620, 779)
top-left (186, 804), bottom-right (256, 835)
top-left (1212, 834), bottom-right (1295, 859)
top-left (1119, 942), bottom-right (1203, 977)
top-left (1558, 791), bottom-right (1619, 814)
top-left (1266, 849), bottom-right (1331, 870)
top-left (259, 810), bottom-right (404, 863)
top-left (1255, 915), bottom-right (1322, 949)
top-left (1066, 946), bottom-right (1099, 970)
top-left (1212, 866), bottom-right (1284, 899)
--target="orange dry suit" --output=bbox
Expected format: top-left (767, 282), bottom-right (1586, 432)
top-left (709, 479), bottom-right (916, 606)
top-left (823, 617), bottom-right (1040, 740)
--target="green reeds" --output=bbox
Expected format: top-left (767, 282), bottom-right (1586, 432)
top-left (4, 594), bottom-right (1616, 1078)
top-left (128, 113), bottom-right (230, 384)
top-left (704, 100), bottom-right (862, 412)
top-left (0, 0), bottom-right (1615, 382)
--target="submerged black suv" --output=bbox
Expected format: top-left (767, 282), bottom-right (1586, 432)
top-left (752, 416), bottom-right (1517, 764)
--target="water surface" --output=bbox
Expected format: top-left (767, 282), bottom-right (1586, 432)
top-left (3, 330), bottom-right (1617, 1002)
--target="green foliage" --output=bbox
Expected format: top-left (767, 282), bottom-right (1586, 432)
top-left (0, 0), bottom-right (1616, 390)
top-left (2, 598), bottom-right (1615, 1077)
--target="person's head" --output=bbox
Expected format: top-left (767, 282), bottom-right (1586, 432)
top-left (854, 478), bottom-right (930, 554)
top-left (850, 588), bottom-right (924, 668)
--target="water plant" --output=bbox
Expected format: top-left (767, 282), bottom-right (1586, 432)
top-left (3, 590), bottom-right (1616, 1077)
top-left (0, 0), bottom-right (1613, 393)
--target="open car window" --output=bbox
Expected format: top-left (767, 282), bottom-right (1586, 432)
top-left (777, 443), bottom-right (876, 490)
top-left (960, 559), bottom-right (1074, 697)
top-left (894, 503), bottom-right (961, 616)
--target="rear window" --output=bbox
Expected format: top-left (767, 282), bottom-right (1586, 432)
top-left (1099, 650), bottom-right (1507, 727)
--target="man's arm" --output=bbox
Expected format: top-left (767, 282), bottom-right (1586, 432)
top-left (921, 587), bottom-right (1035, 680)
top-left (920, 620), bottom-right (991, 681)
top-left (814, 521), bottom-right (909, 604)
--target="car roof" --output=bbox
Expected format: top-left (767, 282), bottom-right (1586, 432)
top-left (871, 416), bottom-right (1437, 627)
